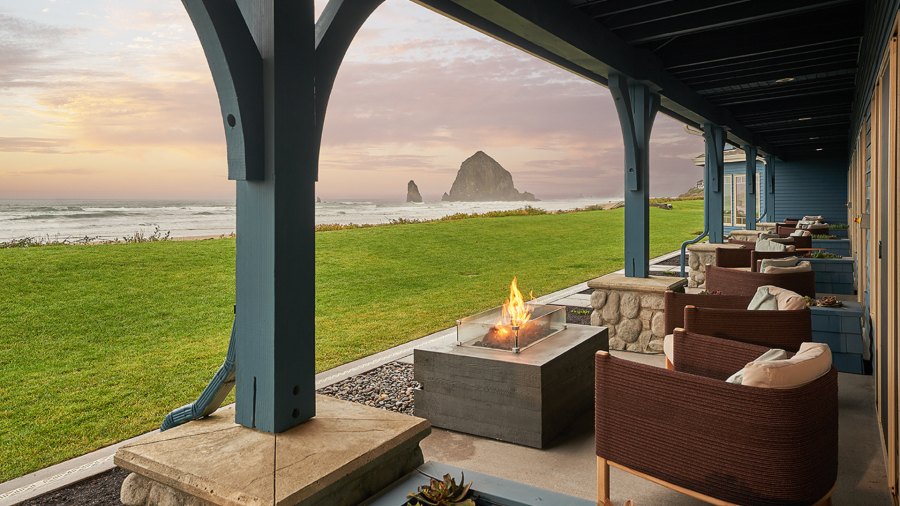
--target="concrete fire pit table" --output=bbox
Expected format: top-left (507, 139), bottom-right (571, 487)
top-left (414, 322), bottom-right (608, 448)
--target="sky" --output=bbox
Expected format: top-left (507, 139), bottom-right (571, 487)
top-left (0, 0), bottom-right (705, 201)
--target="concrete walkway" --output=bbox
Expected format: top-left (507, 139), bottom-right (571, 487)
top-left (1, 250), bottom-right (886, 506)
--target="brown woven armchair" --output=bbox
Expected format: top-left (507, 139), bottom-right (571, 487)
top-left (662, 291), bottom-right (812, 368)
top-left (706, 264), bottom-right (816, 298)
top-left (777, 224), bottom-right (827, 240)
top-left (596, 330), bottom-right (838, 506)
top-left (714, 247), bottom-right (752, 268)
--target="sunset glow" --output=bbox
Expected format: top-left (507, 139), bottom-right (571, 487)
top-left (0, 0), bottom-right (704, 200)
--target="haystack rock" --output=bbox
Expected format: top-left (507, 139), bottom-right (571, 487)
top-left (406, 180), bottom-right (423, 203)
top-left (443, 151), bottom-right (538, 201)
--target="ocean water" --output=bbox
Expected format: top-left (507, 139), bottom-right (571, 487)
top-left (0, 197), bottom-right (618, 243)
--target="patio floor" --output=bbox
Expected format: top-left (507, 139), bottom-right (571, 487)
top-left (418, 350), bottom-right (892, 505)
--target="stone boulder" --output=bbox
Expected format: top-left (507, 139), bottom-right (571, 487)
top-left (406, 180), bottom-right (423, 203)
top-left (442, 151), bottom-right (538, 202)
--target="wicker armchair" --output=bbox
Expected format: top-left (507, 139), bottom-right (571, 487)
top-left (714, 247), bottom-right (752, 269)
top-left (596, 330), bottom-right (838, 506)
top-left (777, 224), bottom-right (827, 239)
top-left (663, 290), bottom-right (753, 336)
top-left (662, 291), bottom-right (812, 368)
top-left (727, 238), bottom-right (756, 249)
top-left (706, 264), bottom-right (817, 298)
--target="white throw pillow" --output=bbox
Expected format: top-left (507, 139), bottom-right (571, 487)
top-left (747, 286), bottom-right (778, 310)
top-left (726, 348), bottom-right (788, 384)
top-left (756, 238), bottom-right (787, 252)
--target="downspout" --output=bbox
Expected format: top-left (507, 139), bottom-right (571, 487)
top-left (680, 124), bottom-right (709, 277)
top-left (161, 321), bottom-right (237, 431)
top-left (680, 202), bottom-right (709, 277)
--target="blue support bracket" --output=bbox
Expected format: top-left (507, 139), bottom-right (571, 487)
top-left (161, 323), bottom-right (237, 431)
top-left (182, 0), bottom-right (263, 181)
top-left (743, 145), bottom-right (757, 230)
top-left (703, 124), bottom-right (725, 243)
top-left (314, 0), bottom-right (387, 182)
top-left (610, 75), bottom-right (659, 278)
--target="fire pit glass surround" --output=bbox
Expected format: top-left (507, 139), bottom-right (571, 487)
top-left (456, 304), bottom-right (566, 352)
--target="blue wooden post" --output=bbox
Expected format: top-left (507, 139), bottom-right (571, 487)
top-left (703, 124), bottom-right (725, 243)
top-left (743, 145), bottom-right (757, 230)
top-left (764, 155), bottom-right (776, 222)
top-left (229, 0), bottom-right (318, 434)
top-left (609, 76), bottom-right (659, 278)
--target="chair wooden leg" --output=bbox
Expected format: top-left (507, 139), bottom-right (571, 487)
top-left (597, 456), bottom-right (609, 504)
top-left (665, 357), bottom-right (674, 370)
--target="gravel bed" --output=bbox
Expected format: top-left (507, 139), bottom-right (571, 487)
top-left (565, 306), bottom-right (592, 325)
top-left (654, 254), bottom-right (686, 266)
top-left (18, 467), bottom-right (130, 506)
top-left (317, 362), bottom-right (419, 416)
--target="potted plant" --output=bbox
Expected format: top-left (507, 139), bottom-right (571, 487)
top-left (407, 473), bottom-right (475, 506)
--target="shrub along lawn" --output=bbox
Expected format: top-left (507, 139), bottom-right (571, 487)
top-left (0, 200), bottom-right (702, 481)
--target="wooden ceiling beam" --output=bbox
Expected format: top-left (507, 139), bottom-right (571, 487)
top-left (614, 0), bottom-right (858, 44)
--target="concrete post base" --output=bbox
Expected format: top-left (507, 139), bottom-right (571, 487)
top-left (587, 273), bottom-right (687, 353)
top-left (114, 396), bottom-right (430, 506)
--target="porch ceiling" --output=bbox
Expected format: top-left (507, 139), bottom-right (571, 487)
top-left (418, 0), bottom-right (865, 161)
top-left (570, 0), bottom-right (864, 161)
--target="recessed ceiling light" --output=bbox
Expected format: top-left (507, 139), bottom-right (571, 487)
top-left (798, 117), bottom-right (812, 121)
top-left (810, 137), bottom-right (819, 140)
top-left (776, 77), bottom-right (795, 83)
top-left (816, 148), bottom-right (823, 151)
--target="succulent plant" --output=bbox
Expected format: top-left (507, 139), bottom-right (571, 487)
top-left (699, 290), bottom-right (725, 295)
top-left (407, 473), bottom-right (475, 506)
top-left (817, 296), bottom-right (843, 307)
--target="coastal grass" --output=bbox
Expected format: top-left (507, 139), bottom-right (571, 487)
top-left (0, 200), bottom-right (703, 482)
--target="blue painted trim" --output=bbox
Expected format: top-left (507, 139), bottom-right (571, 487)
top-left (161, 323), bottom-right (237, 431)
top-left (362, 461), bottom-right (596, 506)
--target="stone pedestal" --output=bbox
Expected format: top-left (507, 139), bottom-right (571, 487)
top-left (729, 229), bottom-right (764, 241)
top-left (686, 242), bottom-right (745, 288)
top-left (587, 273), bottom-right (687, 353)
top-left (114, 396), bottom-right (430, 506)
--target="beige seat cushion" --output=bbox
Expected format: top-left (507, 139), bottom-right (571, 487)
top-left (742, 342), bottom-right (832, 388)
top-left (803, 215), bottom-right (824, 222)
top-left (762, 285), bottom-right (808, 310)
top-left (764, 261), bottom-right (811, 274)
top-left (663, 334), bottom-right (674, 364)
top-left (759, 257), bottom-right (800, 272)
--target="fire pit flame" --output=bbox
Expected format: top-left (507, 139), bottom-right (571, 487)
top-left (454, 278), bottom-right (565, 353)
top-left (501, 277), bottom-right (534, 329)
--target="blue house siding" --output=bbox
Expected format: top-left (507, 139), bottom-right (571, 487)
top-left (774, 158), bottom-right (848, 225)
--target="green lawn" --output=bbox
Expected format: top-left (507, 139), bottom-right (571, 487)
top-left (0, 201), bottom-right (702, 481)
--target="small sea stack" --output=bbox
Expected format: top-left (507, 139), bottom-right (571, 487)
top-left (406, 180), bottom-right (423, 203)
